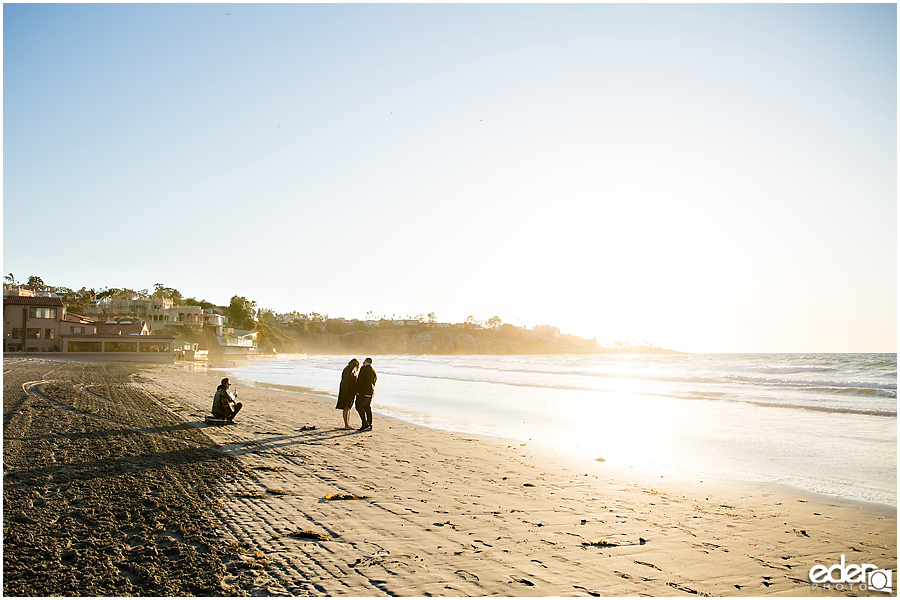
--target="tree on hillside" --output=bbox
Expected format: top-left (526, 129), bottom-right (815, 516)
top-left (24, 275), bottom-right (46, 291)
top-left (306, 312), bottom-right (327, 332)
top-left (427, 311), bottom-right (436, 325)
top-left (325, 318), bottom-right (352, 335)
top-left (152, 283), bottom-right (183, 304)
top-left (486, 316), bottom-right (503, 329)
top-left (65, 295), bottom-right (91, 313)
top-left (227, 296), bottom-right (257, 329)
top-left (4, 273), bottom-right (17, 287)
top-left (183, 297), bottom-right (216, 310)
top-left (464, 315), bottom-right (482, 329)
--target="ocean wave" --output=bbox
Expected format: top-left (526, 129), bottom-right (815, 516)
top-left (387, 364), bottom-right (897, 396)
top-left (665, 390), bottom-right (896, 416)
top-left (757, 366), bottom-right (835, 374)
top-left (808, 386), bottom-right (899, 399)
top-left (395, 360), bottom-right (896, 394)
top-left (723, 374), bottom-right (896, 392)
top-left (379, 370), bottom-right (897, 416)
top-left (733, 399), bottom-right (897, 417)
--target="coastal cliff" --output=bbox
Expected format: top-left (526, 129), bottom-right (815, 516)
top-left (250, 321), bottom-right (677, 355)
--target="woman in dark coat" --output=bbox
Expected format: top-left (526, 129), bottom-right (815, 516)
top-left (336, 358), bottom-right (359, 429)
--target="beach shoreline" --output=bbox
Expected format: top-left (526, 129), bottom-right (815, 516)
top-left (204, 353), bottom-right (898, 508)
top-left (213, 368), bottom-right (900, 515)
top-left (4, 357), bottom-right (896, 596)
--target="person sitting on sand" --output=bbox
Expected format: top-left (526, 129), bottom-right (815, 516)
top-left (336, 358), bottom-right (359, 429)
top-left (355, 358), bottom-right (377, 432)
top-left (212, 377), bottom-right (243, 423)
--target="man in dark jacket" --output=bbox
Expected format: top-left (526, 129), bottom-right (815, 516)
top-left (355, 358), bottom-right (377, 432)
top-left (212, 378), bottom-right (242, 423)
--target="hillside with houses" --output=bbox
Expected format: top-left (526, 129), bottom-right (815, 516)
top-left (2, 275), bottom-right (677, 358)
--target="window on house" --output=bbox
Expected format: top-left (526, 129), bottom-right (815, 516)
top-left (28, 308), bottom-right (58, 319)
top-left (68, 341), bottom-right (102, 352)
top-left (140, 341), bottom-right (170, 352)
top-left (71, 326), bottom-right (85, 334)
top-left (11, 328), bottom-right (23, 338)
top-left (26, 328), bottom-right (41, 339)
top-left (45, 329), bottom-right (55, 340)
top-left (105, 341), bottom-right (137, 352)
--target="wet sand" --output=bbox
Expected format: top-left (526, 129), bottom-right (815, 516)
top-left (4, 358), bottom-right (896, 596)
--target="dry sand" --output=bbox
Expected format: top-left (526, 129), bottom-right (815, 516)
top-left (3, 357), bottom-right (896, 597)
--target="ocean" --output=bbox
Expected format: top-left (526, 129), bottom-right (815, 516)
top-left (203, 353), bottom-right (897, 506)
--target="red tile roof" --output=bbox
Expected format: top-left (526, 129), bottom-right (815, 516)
top-left (59, 334), bottom-right (175, 340)
top-left (94, 322), bottom-right (149, 336)
top-left (3, 296), bottom-right (64, 307)
top-left (64, 313), bottom-right (95, 324)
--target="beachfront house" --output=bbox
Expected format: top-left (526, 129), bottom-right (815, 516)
top-left (221, 327), bottom-right (258, 354)
top-left (4, 296), bottom-right (68, 353)
top-left (3, 295), bottom-right (175, 362)
top-left (95, 321), bottom-right (152, 336)
top-left (82, 296), bottom-right (204, 328)
top-left (3, 286), bottom-right (35, 298)
top-left (203, 309), bottom-right (226, 336)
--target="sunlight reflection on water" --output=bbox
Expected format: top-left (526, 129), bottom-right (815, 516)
top-left (192, 353), bottom-right (896, 505)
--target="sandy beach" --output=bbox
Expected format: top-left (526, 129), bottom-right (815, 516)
top-left (4, 357), bottom-right (896, 597)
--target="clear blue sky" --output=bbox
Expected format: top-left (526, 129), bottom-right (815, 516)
top-left (4, 3), bottom-right (896, 352)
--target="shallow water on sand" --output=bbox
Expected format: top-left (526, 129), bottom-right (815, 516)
top-left (206, 353), bottom-right (897, 506)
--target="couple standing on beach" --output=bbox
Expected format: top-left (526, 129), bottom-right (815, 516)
top-left (336, 358), bottom-right (377, 432)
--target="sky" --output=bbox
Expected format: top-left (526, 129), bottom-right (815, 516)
top-left (3, 3), bottom-right (897, 353)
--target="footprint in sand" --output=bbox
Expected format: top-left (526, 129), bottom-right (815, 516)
top-left (455, 569), bottom-right (479, 581)
top-left (667, 582), bottom-right (699, 594)
top-left (163, 547), bottom-right (181, 561)
top-left (573, 585), bottom-right (603, 596)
